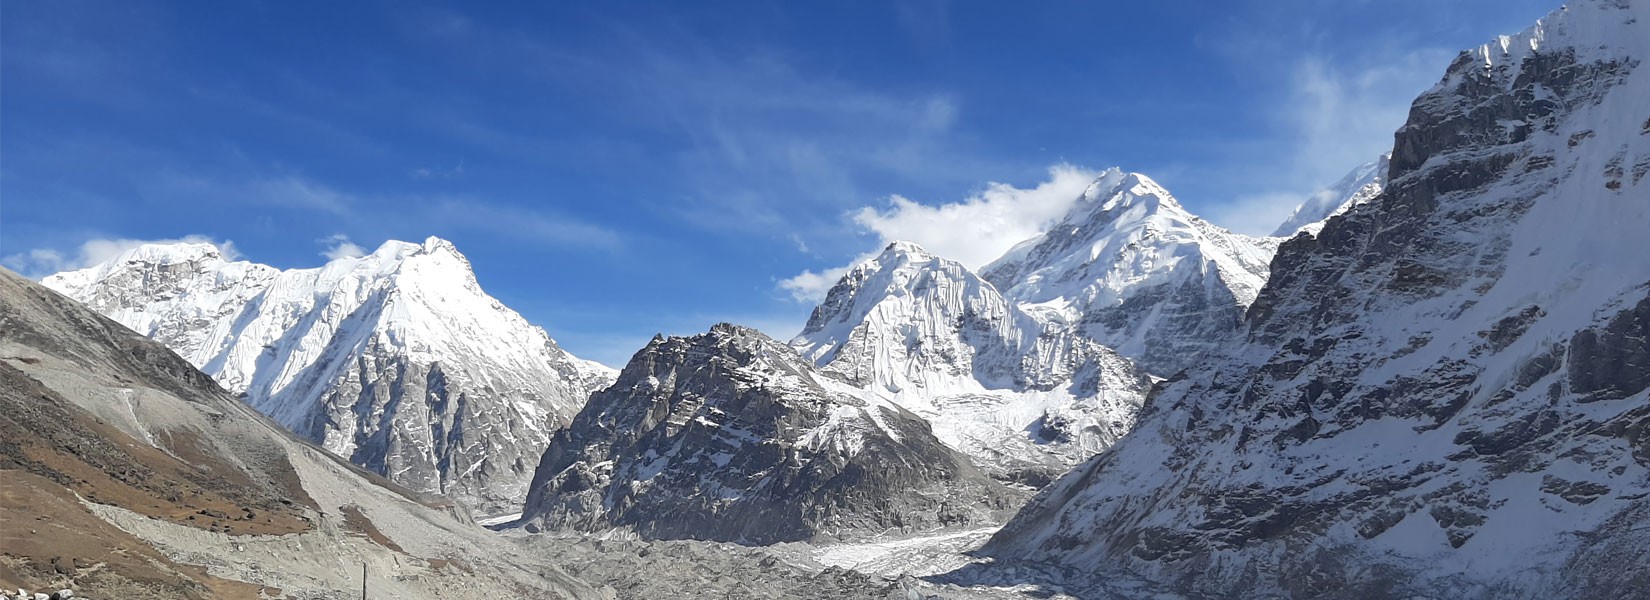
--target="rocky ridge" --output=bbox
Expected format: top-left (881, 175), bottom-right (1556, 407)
top-left (983, 1), bottom-right (1650, 597)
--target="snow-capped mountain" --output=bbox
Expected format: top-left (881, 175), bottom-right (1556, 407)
top-left (792, 241), bottom-right (1153, 484)
top-left (0, 268), bottom-right (604, 599)
top-left (984, 1), bottom-right (1650, 597)
top-left (1273, 153), bottom-right (1392, 238)
top-left (42, 237), bottom-right (614, 517)
top-left (519, 323), bottom-right (1023, 543)
top-left (981, 169), bottom-right (1277, 376)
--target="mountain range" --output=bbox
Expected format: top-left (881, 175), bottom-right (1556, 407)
top-left (35, 154), bottom-right (1392, 532)
top-left (8, 0), bottom-right (1647, 597)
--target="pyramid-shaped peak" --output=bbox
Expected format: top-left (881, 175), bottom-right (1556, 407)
top-left (1081, 169), bottom-right (1181, 212)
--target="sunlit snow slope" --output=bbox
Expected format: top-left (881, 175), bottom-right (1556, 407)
top-left (1274, 153), bottom-right (1391, 238)
top-left (44, 237), bottom-right (614, 516)
top-left (982, 169), bottom-right (1277, 376)
top-left (986, 1), bottom-right (1650, 597)
top-left (793, 242), bottom-right (1153, 484)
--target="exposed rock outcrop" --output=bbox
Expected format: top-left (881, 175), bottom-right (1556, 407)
top-left (520, 324), bottom-right (1023, 544)
top-left (983, 2), bottom-right (1650, 597)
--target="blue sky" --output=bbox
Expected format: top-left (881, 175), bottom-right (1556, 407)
top-left (2, 0), bottom-right (1556, 367)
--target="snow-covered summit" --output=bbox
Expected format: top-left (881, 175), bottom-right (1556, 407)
top-left (1272, 153), bottom-right (1390, 238)
top-left (981, 168), bottom-right (1275, 375)
top-left (792, 240), bottom-right (1153, 484)
top-left (795, 240), bottom-right (1023, 387)
top-left (43, 236), bottom-right (615, 517)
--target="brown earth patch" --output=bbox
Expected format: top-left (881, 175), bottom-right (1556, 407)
top-left (0, 363), bottom-right (313, 536)
top-left (0, 470), bottom-right (267, 600)
top-left (339, 504), bottom-right (405, 553)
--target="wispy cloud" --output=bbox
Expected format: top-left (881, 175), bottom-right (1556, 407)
top-left (423, 200), bottom-right (625, 251)
top-left (3, 235), bottom-right (240, 278)
top-left (247, 176), bottom-right (355, 214)
top-left (410, 161), bottom-right (466, 180)
top-left (147, 172), bottom-right (356, 215)
top-left (318, 234), bottom-right (366, 260)
top-left (630, 49), bottom-right (986, 235)
top-left (1205, 49), bottom-right (1448, 236)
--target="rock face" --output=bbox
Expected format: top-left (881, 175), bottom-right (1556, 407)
top-left (519, 324), bottom-right (1023, 544)
top-left (981, 169), bottom-right (1277, 376)
top-left (0, 268), bottom-right (600, 599)
top-left (41, 238), bottom-right (614, 517)
top-left (984, 2), bottom-right (1650, 597)
top-left (792, 242), bottom-right (1153, 484)
top-left (1273, 153), bottom-right (1391, 238)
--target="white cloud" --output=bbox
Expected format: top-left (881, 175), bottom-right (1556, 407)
top-left (4, 235), bottom-right (240, 279)
top-left (852, 164), bottom-right (1100, 269)
top-left (778, 264), bottom-right (855, 304)
top-left (1206, 49), bottom-right (1451, 236)
top-left (777, 164), bottom-right (1101, 303)
top-left (319, 234), bottom-right (367, 260)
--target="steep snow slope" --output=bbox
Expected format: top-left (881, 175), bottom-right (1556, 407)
top-left (1274, 153), bottom-right (1391, 238)
top-left (793, 242), bottom-right (1153, 483)
top-left (985, 1), bottom-right (1650, 597)
top-left (43, 238), bottom-right (614, 517)
top-left (519, 324), bottom-right (1024, 544)
top-left (981, 169), bottom-right (1276, 376)
top-left (0, 268), bottom-right (602, 599)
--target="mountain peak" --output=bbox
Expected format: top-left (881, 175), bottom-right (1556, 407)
top-left (981, 168), bottom-right (1274, 375)
top-left (366, 236), bottom-right (466, 262)
top-left (1078, 169), bottom-right (1181, 214)
top-left (1272, 153), bottom-right (1391, 238)
top-left (112, 241), bottom-right (228, 267)
top-left (42, 234), bottom-right (611, 517)
top-left (521, 298), bottom-right (1022, 543)
top-left (422, 235), bottom-right (456, 252)
top-left (880, 240), bottom-right (933, 259)
top-left (707, 321), bottom-right (762, 339)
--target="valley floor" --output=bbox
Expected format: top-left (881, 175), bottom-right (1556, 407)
top-left (498, 524), bottom-right (1136, 599)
